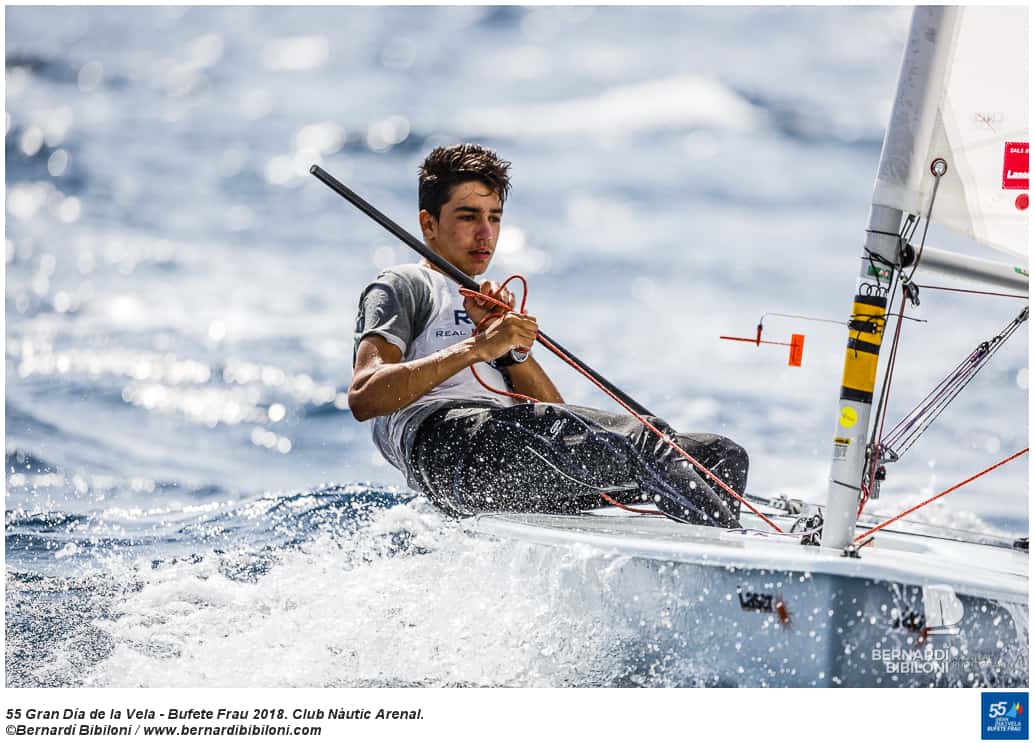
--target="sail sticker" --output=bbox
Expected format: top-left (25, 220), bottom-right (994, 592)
top-left (1002, 142), bottom-right (1028, 190)
top-left (833, 436), bottom-right (851, 461)
top-left (839, 407), bottom-right (859, 428)
top-left (737, 588), bottom-right (778, 614)
top-left (866, 264), bottom-right (892, 281)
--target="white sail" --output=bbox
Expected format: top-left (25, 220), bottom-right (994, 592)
top-left (873, 6), bottom-right (1029, 261)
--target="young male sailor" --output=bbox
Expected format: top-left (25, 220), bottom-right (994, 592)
top-left (349, 143), bottom-right (749, 526)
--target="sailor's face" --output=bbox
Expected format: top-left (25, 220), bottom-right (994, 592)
top-left (420, 180), bottom-right (502, 277)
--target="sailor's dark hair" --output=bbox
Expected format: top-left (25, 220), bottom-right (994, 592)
top-left (418, 143), bottom-right (511, 219)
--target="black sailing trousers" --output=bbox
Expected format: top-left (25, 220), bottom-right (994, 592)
top-left (408, 402), bottom-right (748, 527)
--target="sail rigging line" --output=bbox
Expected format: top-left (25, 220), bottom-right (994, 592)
top-left (459, 279), bottom-right (784, 533)
top-left (539, 331), bottom-right (784, 529)
top-left (915, 284), bottom-right (1029, 300)
top-left (311, 166), bottom-right (774, 529)
top-left (758, 312), bottom-right (846, 329)
top-left (853, 447), bottom-right (1029, 543)
top-left (522, 446), bottom-right (665, 517)
top-left (854, 218), bottom-right (912, 513)
top-left (881, 312), bottom-right (927, 324)
top-left (901, 166), bottom-right (944, 286)
top-left (879, 306), bottom-right (1029, 462)
top-left (855, 519), bottom-right (1025, 549)
top-left (858, 170), bottom-right (947, 514)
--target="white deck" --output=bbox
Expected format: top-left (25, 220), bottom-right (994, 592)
top-left (468, 509), bottom-right (1029, 605)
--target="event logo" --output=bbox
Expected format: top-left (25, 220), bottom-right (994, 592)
top-left (982, 692), bottom-right (1028, 740)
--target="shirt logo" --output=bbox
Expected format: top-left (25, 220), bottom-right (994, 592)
top-left (454, 310), bottom-right (472, 326)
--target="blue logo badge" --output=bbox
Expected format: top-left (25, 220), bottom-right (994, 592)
top-left (982, 692), bottom-right (1028, 740)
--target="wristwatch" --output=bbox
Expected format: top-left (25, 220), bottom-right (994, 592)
top-left (492, 348), bottom-right (531, 367)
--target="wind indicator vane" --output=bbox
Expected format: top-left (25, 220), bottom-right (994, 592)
top-left (720, 311), bottom-right (846, 367)
top-left (720, 326), bottom-right (805, 367)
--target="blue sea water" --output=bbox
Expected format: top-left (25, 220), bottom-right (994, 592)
top-left (5, 6), bottom-right (1028, 687)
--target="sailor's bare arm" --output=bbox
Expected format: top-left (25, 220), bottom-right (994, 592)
top-left (348, 312), bottom-right (540, 421)
top-left (505, 356), bottom-right (564, 403)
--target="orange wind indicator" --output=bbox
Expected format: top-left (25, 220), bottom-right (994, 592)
top-left (719, 324), bottom-right (807, 367)
top-left (788, 334), bottom-right (805, 367)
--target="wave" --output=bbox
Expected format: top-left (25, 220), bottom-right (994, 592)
top-left (5, 52), bottom-right (79, 84)
top-left (10, 494), bottom-right (646, 687)
top-left (734, 87), bottom-right (883, 148)
top-left (8, 485), bottom-right (1029, 688)
top-left (6, 483), bottom-right (411, 564)
top-left (5, 131), bottom-right (87, 193)
top-left (5, 484), bottom-right (417, 686)
top-left (6, 510), bottom-right (85, 530)
top-left (451, 75), bottom-right (764, 141)
top-left (5, 447), bottom-right (60, 474)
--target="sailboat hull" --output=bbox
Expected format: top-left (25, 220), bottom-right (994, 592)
top-left (467, 510), bottom-right (1028, 687)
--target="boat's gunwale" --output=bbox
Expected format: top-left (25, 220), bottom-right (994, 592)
top-left (468, 511), bottom-right (1029, 606)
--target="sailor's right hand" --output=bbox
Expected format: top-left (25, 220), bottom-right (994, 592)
top-left (464, 280), bottom-right (515, 326)
top-left (472, 312), bottom-right (538, 362)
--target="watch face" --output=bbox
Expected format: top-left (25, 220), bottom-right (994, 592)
top-left (511, 349), bottom-right (530, 363)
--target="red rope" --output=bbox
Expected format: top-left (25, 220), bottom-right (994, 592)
top-left (460, 275), bottom-right (537, 403)
top-left (719, 335), bottom-right (792, 347)
top-left (461, 275), bottom-right (784, 532)
top-left (853, 447), bottom-right (1028, 543)
top-left (598, 491), bottom-right (667, 516)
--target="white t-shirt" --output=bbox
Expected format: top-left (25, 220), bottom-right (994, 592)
top-left (353, 263), bottom-right (514, 481)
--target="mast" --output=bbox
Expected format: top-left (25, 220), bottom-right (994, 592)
top-left (821, 8), bottom-right (962, 549)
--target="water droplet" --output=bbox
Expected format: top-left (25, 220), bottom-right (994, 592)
top-left (264, 156), bottom-right (294, 185)
top-left (57, 197), bottom-right (81, 223)
top-left (366, 115), bottom-right (410, 152)
top-left (47, 149), bottom-right (69, 177)
top-left (190, 33), bottom-right (224, 68)
top-left (78, 60), bottom-right (104, 92)
top-left (208, 321), bottom-right (227, 342)
top-left (262, 35), bottom-right (330, 72)
top-left (20, 126), bottom-right (44, 156)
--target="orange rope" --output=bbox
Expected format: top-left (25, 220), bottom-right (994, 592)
top-left (461, 275), bottom-right (784, 532)
top-left (460, 275), bottom-right (537, 403)
top-left (598, 491), bottom-right (668, 516)
top-left (853, 447), bottom-right (1028, 543)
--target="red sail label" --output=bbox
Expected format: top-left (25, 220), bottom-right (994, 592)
top-left (1002, 141), bottom-right (1029, 189)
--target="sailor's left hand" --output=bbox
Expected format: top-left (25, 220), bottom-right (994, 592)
top-left (464, 280), bottom-right (515, 326)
